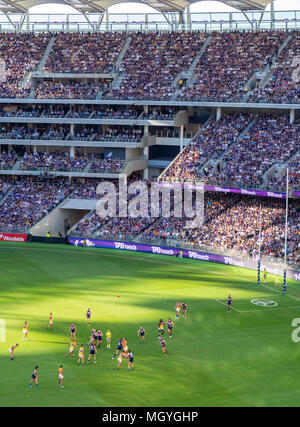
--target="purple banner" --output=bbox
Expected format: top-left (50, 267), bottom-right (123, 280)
top-left (203, 185), bottom-right (286, 198)
top-left (294, 191), bottom-right (300, 198)
top-left (158, 181), bottom-right (287, 199)
top-left (69, 237), bottom-right (300, 282)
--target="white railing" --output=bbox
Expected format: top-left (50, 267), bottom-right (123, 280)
top-left (0, 10), bottom-right (299, 33)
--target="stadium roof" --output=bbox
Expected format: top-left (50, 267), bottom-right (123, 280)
top-left (0, 0), bottom-right (273, 14)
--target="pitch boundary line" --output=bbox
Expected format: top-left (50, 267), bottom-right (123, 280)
top-left (215, 298), bottom-right (242, 312)
top-left (239, 305), bottom-right (300, 313)
top-left (262, 283), bottom-right (300, 304)
top-left (216, 298), bottom-right (300, 313)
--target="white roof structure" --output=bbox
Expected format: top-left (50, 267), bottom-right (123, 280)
top-left (0, 0), bottom-right (273, 14)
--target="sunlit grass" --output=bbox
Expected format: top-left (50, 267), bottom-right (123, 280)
top-left (0, 242), bottom-right (300, 406)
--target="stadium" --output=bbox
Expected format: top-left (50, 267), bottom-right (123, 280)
top-left (0, 0), bottom-right (299, 409)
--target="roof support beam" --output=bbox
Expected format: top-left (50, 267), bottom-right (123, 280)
top-left (4, 12), bottom-right (16, 31)
top-left (242, 11), bottom-right (254, 29)
top-left (257, 6), bottom-right (267, 29)
top-left (158, 0), bottom-right (184, 12)
top-left (79, 0), bottom-right (105, 13)
top-left (139, 0), bottom-right (184, 13)
top-left (96, 12), bottom-right (105, 31)
top-left (18, 11), bottom-right (27, 31)
top-left (63, 0), bottom-right (105, 14)
top-left (2, 0), bottom-right (27, 13)
top-left (82, 12), bottom-right (98, 30)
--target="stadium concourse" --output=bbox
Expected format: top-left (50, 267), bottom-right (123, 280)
top-left (0, 28), bottom-right (298, 272)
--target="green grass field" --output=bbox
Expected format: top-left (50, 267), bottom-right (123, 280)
top-left (0, 241), bottom-right (300, 407)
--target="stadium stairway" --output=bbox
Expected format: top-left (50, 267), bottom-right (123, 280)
top-left (67, 206), bottom-right (112, 238)
top-left (170, 34), bottom-right (213, 101)
top-left (36, 35), bottom-right (56, 73)
top-left (111, 73), bottom-right (124, 90)
top-left (184, 35), bottom-right (213, 91)
top-left (243, 33), bottom-right (294, 100)
top-left (258, 34), bottom-right (294, 91)
top-left (204, 116), bottom-right (259, 179)
top-left (0, 184), bottom-right (15, 207)
top-left (27, 35), bottom-right (56, 99)
top-left (30, 188), bottom-right (78, 237)
top-left (82, 161), bottom-right (93, 173)
top-left (21, 70), bottom-right (32, 90)
top-left (261, 149), bottom-right (300, 190)
top-left (217, 116), bottom-right (258, 164)
top-left (261, 163), bottom-right (288, 189)
top-left (198, 116), bottom-right (257, 179)
top-left (114, 35), bottom-right (132, 70)
top-left (157, 127), bottom-right (203, 182)
top-left (111, 36), bottom-right (132, 90)
top-left (12, 159), bottom-right (22, 171)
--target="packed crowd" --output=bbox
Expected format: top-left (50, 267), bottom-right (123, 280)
top-left (179, 30), bottom-right (287, 102)
top-left (44, 32), bottom-right (127, 74)
top-left (93, 127), bottom-right (143, 142)
top-left (93, 106), bottom-right (142, 119)
top-left (0, 104), bottom-right (88, 118)
top-left (0, 178), bottom-right (12, 199)
top-left (0, 31), bottom-right (296, 103)
top-left (0, 172), bottom-right (298, 266)
top-left (89, 158), bottom-right (125, 173)
top-left (72, 127), bottom-right (95, 141)
top-left (0, 177), bottom-right (74, 231)
top-left (140, 193), bottom-right (300, 266)
top-left (265, 152), bottom-right (300, 191)
top-left (162, 113), bottom-right (300, 190)
top-left (0, 33), bottom-right (51, 98)
top-left (19, 151), bottom-right (89, 172)
top-left (71, 179), bottom-right (109, 199)
top-left (107, 31), bottom-right (207, 100)
top-left (0, 150), bottom-right (18, 169)
top-left (35, 81), bottom-right (103, 100)
top-left (74, 180), bottom-right (154, 238)
top-left (162, 113), bottom-right (254, 182)
top-left (15, 152), bottom-right (125, 173)
top-left (142, 107), bottom-right (180, 120)
top-left (72, 209), bottom-right (108, 236)
top-left (69, 126), bottom-right (143, 142)
top-left (0, 104), bottom-right (45, 117)
top-left (0, 124), bottom-right (69, 140)
top-left (202, 115), bottom-right (300, 189)
top-left (69, 184), bottom-right (300, 266)
top-left (250, 32), bottom-right (300, 104)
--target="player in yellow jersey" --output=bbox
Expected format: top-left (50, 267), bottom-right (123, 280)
top-left (175, 302), bottom-right (182, 320)
top-left (58, 365), bottom-right (64, 388)
top-left (64, 339), bottom-right (77, 357)
top-left (8, 343), bottom-right (18, 360)
top-left (22, 321), bottom-right (28, 340)
top-left (77, 344), bottom-right (85, 365)
top-left (122, 337), bottom-right (128, 352)
top-left (116, 350), bottom-right (127, 369)
top-left (263, 268), bottom-right (267, 283)
top-left (158, 319), bottom-right (165, 338)
top-left (106, 329), bottom-right (112, 349)
top-left (47, 313), bottom-right (53, 330)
